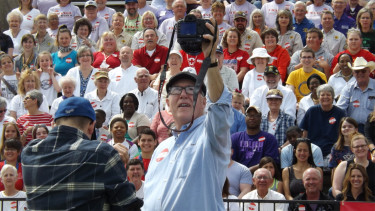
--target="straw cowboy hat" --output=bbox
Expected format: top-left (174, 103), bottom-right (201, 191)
top-left (348, 57), bottom-right (375, 71)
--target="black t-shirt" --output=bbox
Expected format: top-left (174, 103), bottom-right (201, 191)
top-left (0, 32), bottom-right (13, 54)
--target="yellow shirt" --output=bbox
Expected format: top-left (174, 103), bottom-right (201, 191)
top-left (286, 68), bottom-right (327, 102)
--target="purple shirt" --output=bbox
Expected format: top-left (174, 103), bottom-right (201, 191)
top-left (231, 131), bottom-right (280, 167)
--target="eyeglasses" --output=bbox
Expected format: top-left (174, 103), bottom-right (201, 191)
top-left (0, 109), bottom-right (7, 113)
top-left (301, 56), bottom-right (314, 60)
top-left (354, 69), bottom-right (368, 74)
top-left (352, 144), bottom-right (368, 149)
top-left (255, 176), bottom-right (271, 180)
top-left (168, 86), bottom-right (195, 95)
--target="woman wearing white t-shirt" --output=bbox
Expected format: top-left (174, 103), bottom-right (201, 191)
top-left (0, 55), bottom-right (18, 104)
top-left (12, 0), bottom-right (41, 33)
top-left (243, 48), bottom-right (273, 105)
top-left (47, 0), bottom-right (82, 31)
top-left (0, 165), bottom-right (27, 211)
top-left (36, 51), bottom-right (62, 106)
top-left (3, 11), bottom-right (30, 56)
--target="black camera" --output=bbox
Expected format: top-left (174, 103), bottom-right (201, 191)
top-left (177, 14), bottom-right (213, 55)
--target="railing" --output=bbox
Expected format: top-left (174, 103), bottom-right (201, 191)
top-left (0, 197), bottom-right (26, 211)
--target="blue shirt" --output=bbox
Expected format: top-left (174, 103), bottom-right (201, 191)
top-left (293, 17), bottom-right (315, 46)
top-left (157, 9), bottom-right (174, 27)
top-left (51, 50), bottom-right (78, 76)
top-left (260, 111), bottom-right (295, 147)
top-left (231, 130), bottom-right (280, 167)
top-left (281, 143), bottom-right (324, 169)
top-left (337, 79), bottom-right (375, 126)
top-left (230, 107), bottom-right (246, 135)
top-left (143, 87), bottom-right (233, 211)
top-left (21, 125), bottom-right (141, 210)
top-left (334, 14), bottom-right (356, 36)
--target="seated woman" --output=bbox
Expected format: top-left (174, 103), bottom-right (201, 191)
top-left (0, 139), bottom-right (23, 191)
top-left (111, 12), bottom-right (133, 49)
top-left (329, 117), bottom-right (358, 172)
top-left (356, 8), bottom-right (375, 54)
top-left (332, 133), bottom-right (375, 197)
top-left (34, 14), bottom-right (58, 54)
top-left (14, 34), bottom-right (38, 72)
top-left (336, 163), bottom-right (374, 201)
top-left (32, 124), bottom-right (49, 140)
top-left (108, 117), bottom-right (138, 159)
top-left (242, 48), bottom-right (273, 104)
top-left (282, 138), bottom-right (323, 200)
top-left (297, 74), bottom-right (326, 126)
top-left (3, 11), bottom-right (30, 56)
top-left (249, 9), bottom-right (267, 37)
top-left (222, 27), bottom-right (249, 84)
top-left (0, 123), bottom-right (20, 161)
top-left (260, 89), bottom-right (295, 148)
top-left (50, 76), bottom-right (76, 117)
top-left (0, 164), bottom-right (27, 210)
top-left (276, 10), bottom-right (303, 56)
top-left (261, 29), bottom-right (290, 83)
top-left (328, 53), bottom-right (355, 101)
top-left (71, 18), bottom-right (96, 52)
top-left (93, 32), bottom-right (120, 71)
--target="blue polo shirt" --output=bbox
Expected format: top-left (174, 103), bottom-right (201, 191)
top-left (293, 17), bottom-right (315, 46)
top-left (334, 14), bottom-right (356, 36)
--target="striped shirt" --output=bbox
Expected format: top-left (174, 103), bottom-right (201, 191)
top-left (16, 112), bottom-right (53, 143)
top-left (21, 125), bottom-right (142, 210)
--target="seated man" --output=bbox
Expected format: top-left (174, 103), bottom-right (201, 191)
top-left (127, 159), bottom-right (145, 200)
top-left (231, 106), bottom-right (279, 173)
top-left (289, 168), bottom-right (337, 211)
top-left (242, 168), bottom-right (287, 211)
top-left (286, 47), bottom-right (327, 102)
top-left (227, 148), bottom-right (252, 199)
top-left (280, 127), bottom-right (324, 169)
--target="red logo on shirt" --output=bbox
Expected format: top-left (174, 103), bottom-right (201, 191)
top-left (248, 202), bottom-right (256, 210)
top-left (116, 75), bottom-right (121, 81)
top-left (298, 205), bottom-right (306, 211)
top-left (156, 148), bottom-right (169, 162)
top-left (100, 134), bottom-right (107, 141)
top-left (128, 122), bottom-right (135, 128)
top-left (236, 56), bottom-right (243, 61)
top-left (258, 136), bottom-right (265, 142)
top-left (90, 102), bottom-right (97, 108)
top-left (329, 117), bottom-right (336, 125)
top-left (257, 74), bottom-right (263, 81)
top-left (353, 100), bottom-right (360, 108)
top-left (284, 42), bottom-right (291, 49)
top-left (66, 58), bottom-right (72, 63)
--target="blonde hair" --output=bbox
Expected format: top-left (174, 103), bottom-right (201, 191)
top-left (0, 164), bottom-right (18, 179)
top-left (99, 31), bottom-right (118, 52)
top-left (141, 11), bottom-right (158, 28)
top-left (17, 69), bottom-right (41, 96)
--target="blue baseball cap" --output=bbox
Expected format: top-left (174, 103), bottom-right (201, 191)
top-left (125, 0), bottom-right (138, 3)
top-left (54, 97), bottom-right (96, 122)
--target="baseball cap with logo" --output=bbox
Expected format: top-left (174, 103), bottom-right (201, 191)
top-left (54, 97), bottom-right (96, 122)
top-left (264, 65), bottom-right (280, 76)
top-left (234, 11), bottom-right (247, 20)
top-left (84, 0), bottom-right (97, 8)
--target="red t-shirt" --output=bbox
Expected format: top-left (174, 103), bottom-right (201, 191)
top-left (330, 49), bottom-right (375, 75)
top-left (223, 48), bottom-right (250, 74)
top-left (180, 51), bottom-right (205, 74)
top-left (0, 161), bottom-right (23, 191)
top-left (92, 51), bottom-right (121, 69)
top-left (132, 45), bottom-right (169, 75)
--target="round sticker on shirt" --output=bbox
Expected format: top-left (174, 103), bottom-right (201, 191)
top-left (100, 134), bottom-right (108, 141)
top-left (90, 102), bottom-right (97, 108)
top-left (71, 43), bottom-right (77, 48)
top-left (138, 38), bottom-right (144, 44)
top-left (353, 100), bottom-right (360, 108)
top-left (197, 59), bottom-right (203, 63)
top-left (257, 74), bottom-right (263, 81)
top-left (248, 202), bottom-right (256, 210)
top-left (156, 148), bottom-right (169, 162)
top-left (154, 58), bottom-right (161, 63)
top-left (128, 122), bottom-right (135, 128)
top-left (284, 42), bottom-right (291, 49)
top-left (27, 15), bottom-right (32, 20)
top-left (116, 75), bottom-right (121, 81)
top-left (258, 136), bottom-right (265, 142)
top-left (104, 14), bottom-right (109, 19)
top-left (66, 58), bottom-right (72, 63)
top-left (298, 205), bottom-right (306, 211)
top-left (329, 117), bottom-right (336, 125)
top-left (112, 54), bottom-right (118, 57)
top-left (244, 43), bottom-right (251, 50)
top-left (236, 56), bottom-right (243, 61)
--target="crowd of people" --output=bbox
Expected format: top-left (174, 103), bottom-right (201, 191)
top-left (0, 0), bottom-right (375, 210)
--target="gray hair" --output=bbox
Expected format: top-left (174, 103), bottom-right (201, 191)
top-left (294, 1), bottom-right (307, 10)
top-left (366, 0), bottom-right (375, 8)
top-left (7, 11), bottom-right (23, 24)
top-left (59, 76), bottom-right (77, 88)
top-left (172, 0), bottom-right (187, 8)
top-left (249, 9), bottom-right (266, 31)
top-left (0, 97), bottom-right (7, 109)
top-left (135, 68), bottom-right (150, 77)
top-left (26, 90), bottom-right (43, 108)
top-left (76, 46), bottom-right (93, 65)
top-left (317, 84), bottom-right (335, 98)
top-left (303, 168), bottom-right (322, 180)
top-left (0, 164), bottom-right (18, 179)
top-left (253, 168), bottom-right (272, 179)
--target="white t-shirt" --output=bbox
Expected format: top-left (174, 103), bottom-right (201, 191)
top-left (136, 181), bottom-right (144, 200)
top-left (97, 7), bottom-right (116, 27)
top-left (261, 1), bottom-right (295, 29)
top-left (3, 29), bottom-right (30, 56)
top-left (12, 8), bottom-right (41, 32)
top-left (267, 119), bottom-right (277, 135)
top-left (50, 96), bottom-right (63, 117)
top-left (197, 6), bottom-right (212, 19)
top-left (0, 191), bottom-right (27, 211)
top-left (224, 2), bottom-right (256, 26)
top-left (87, 16), bottom-right (109, 43)
top-left (218, 22), bottom-right (231, 44)
top-left (47, 28), bottom-right (58, 39)
top-left (1, 74), bottom-right (18, 104)
top-left (47, 3), bottom-right (82, 31)
top-left (306, 4), bottom-right (333, 28)
top-left (32, 0), bottom-right (58, 15)
top-left (242, 69), bottom-right (266, 100)
top-left (159, 17), bottom-right (177, 46)
top-left (40, 72), bottom-right (62, 106)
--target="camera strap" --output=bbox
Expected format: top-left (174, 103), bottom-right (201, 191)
top-left (157, 22), bottom-right (218, 133)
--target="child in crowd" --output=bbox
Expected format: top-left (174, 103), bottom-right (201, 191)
top-left (232, 90), bottom-right (245, 114)
top-left (95, 109), bottom-right (110, 142)
top-left (36, 51), bottom-right (62, 107)
top-left (0, 54), bottom-right (18, 103)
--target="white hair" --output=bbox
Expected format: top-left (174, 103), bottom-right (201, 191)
top-left (0, 164), bottom-right (18, 179)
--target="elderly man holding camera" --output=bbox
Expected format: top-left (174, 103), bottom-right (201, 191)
top-left (143, 18), bottom-right (233, 210)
